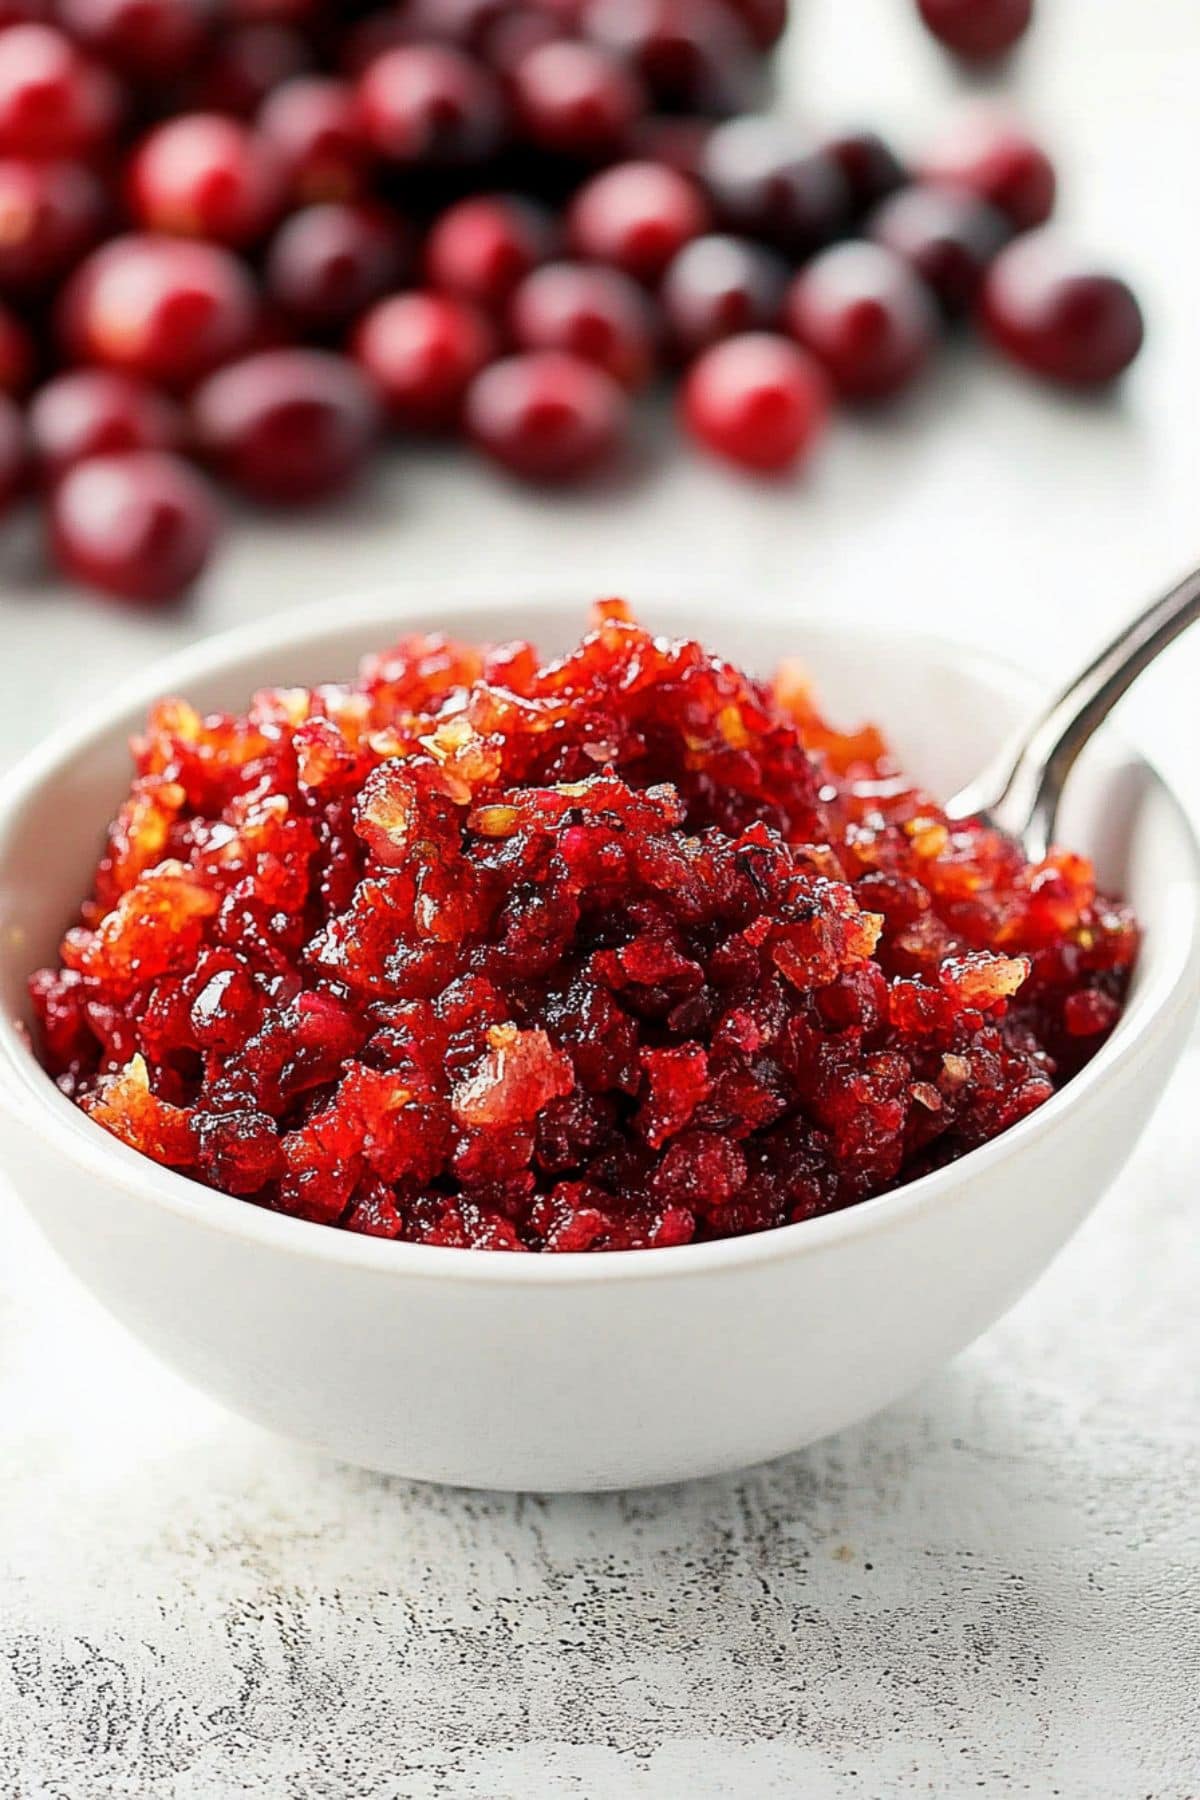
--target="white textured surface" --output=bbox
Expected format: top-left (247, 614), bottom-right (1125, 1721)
top-left (1, 0), bottom-right (1198, 1794)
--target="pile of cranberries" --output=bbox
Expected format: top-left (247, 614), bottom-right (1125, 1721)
top-left (0, 0), bottom-right (1142, 603)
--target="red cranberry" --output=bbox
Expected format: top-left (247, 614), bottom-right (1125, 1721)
top-left (189, 23), bottom-right (311, 118)
top-left (724, 0), bottom-right (787, 49)
top-left (128, 114), bottom-right (284, 249)
top-left (823, 129), bottom-right (909, 213)
top-left (265, 201), bottom-right (409, 332)
top-left (0, 301), bottom-right (31, 392)
top-left (425, 193), bottom-right (556, 312)
top-left (509, 260), bottom-right (656, 389)
top-left (61, 234), bottom-right (258, 390)
top-left (480, 9), bottom-right (566, 75)
top-left (465, 348), bottom-right (628, 481)
top-left (0, 389), bottom-right (24, 511)
top-left (29, 369), bottom-right (184, 478)
top-left (660, 232), bottom-right (787, 358)
top-left (785, 242), bottom-right (939, 401)
top-left (921, 107), bottom-right (1055, 231)
top-left (627, 113), bottom-right (711, 177)
top-left (568, 159), bottom-right (710, 283)
top-left (353, 289), bottom-right (496, 431)
top-left (56, 0), bottom-right (214, 79)
top-left (511, 38), bottom-right (645, 161)
top-left (701, 117), bottom-right (850, 257)
top-left (869, 183), bottom-right (1009, 316)
top-left (390, 0), bottom-right (511, 46)
top-left (356, 44), bottom-right (506, 166)
top-left (979, 234), bottom-right (1144, 387)
top-left (49, 449), bottom-right (220, 601)
top-left (257, 77), bottom-right (371, 203)
top-left (583, 0), bottom-right (758, 116)
top-left (0, 159), bottom-right (106, 292)
top-left (0, 23), bottom-right (119, 158)
top-left (681, 330), bottom-right (829, 472)
top-left (191, 348), bottom-right (379, 504)
top-left (916, 0), bottom-right (1033, 59)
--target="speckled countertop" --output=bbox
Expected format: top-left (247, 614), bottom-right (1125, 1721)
top-left (2, 2), bottom-right (1199, 1794)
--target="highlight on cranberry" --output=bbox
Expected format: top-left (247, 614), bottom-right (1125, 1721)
top-left (0, 1), bottom-right (1144, 605)
top-left (30, 603), bottom-right (1139, 1252)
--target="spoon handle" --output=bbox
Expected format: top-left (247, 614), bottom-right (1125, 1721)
top-left (946, 564), bottom-right (1200, 861)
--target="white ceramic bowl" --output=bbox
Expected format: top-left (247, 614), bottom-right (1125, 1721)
top-left (1, 592), bottom-right (1197, 1492)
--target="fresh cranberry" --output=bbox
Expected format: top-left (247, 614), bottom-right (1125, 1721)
top-left (49, 449), bottom-right (220, 601)
top-left (0, 389), bottom-right (25, 510)
top-left (0, 159), bottom-right (106, 292)
top-left (920, 107), bottom-right (1055, 231)
top-left (29, 369), bottom-right (184, 479)
top-left (681, 330), bottom-right (829, 472)
top-left (916, 0), bottom-right (1033, 59)
top-left (509, 260), bottom-right (657, 389)
top-left (127, 114), bottom-right (284, 248)
top-left (869, 183), bottom-right (1009, 316)
top-left (0, 23), bottom-right (119, 158)
top-left (61, 234), bottom-right (258, 390)
top-left (56, 0), bottom-right (214, 79)
top-left (511, 38), bottom-right (645, 161)
top-left (265, 201), bottom-right (409, 332)
top-left (724, 0), bottom-right (787, 48)
top-left (660, 232), bottom-right (787, 358)
top-left (389, 0), bottom-right (511, 45)
top-left (626, 112), bottom-right (711, 176)
top-left (257, 77), bottom-right (371, 203)
top-left (479, 8), bottom-right (565, 75)
top-left (701, 117), bottom-right (850, 256)
top-left (356, 44), bottom-right (506, 166)
top-left (785, 242), bottom-right (939, 401)
top-left (0, 301), bottom-right (31, 392)
top-left (568, 159), bottom-right (710, 283)
top-left (189, 23), bottom-right (311, 117)
top-left (823, 129), bottom-right (909, 213)
top-left (979, 234), bottom-right (1144, 386)
top-left (425, 193), bottom-right (556, 312)
top-left (465, 348), bottom-right (628, 481)
top-left (191, 347), bottom-right (379, 504)
top-left (583, 0), bottom-right (758, 116)
top-left (353, 289), bottom-right (496, 431)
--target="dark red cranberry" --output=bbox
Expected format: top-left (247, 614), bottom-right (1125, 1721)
top-left (916, 0), bottom-right (1033, 59)
top-left (257, 77), bottom-right (371, 204)
top-left (127, 113), bottom-right (284, 249)
top-left (425, 193), bottom-right (556, 312)
top-left (660, 232), bottom-right (787, 358)
top-left (60, 234), bottom-right (258, 390)
top-left (921, 108), bottom-right (1055, 231)
top-left (356, 44), bottom-right (506, 167)
top-left (785, 242), bottom-right (939, 401)
top-left (465, 348), bottom-right (628, 481)
top-left (823, 129), bottom-right (909, 213)
top-left (49, 449), bottom-right (220, 601)
top-left (511, 38), bottom-right (646, 161)
top-left (389, 0), bottom-right (511, 46)
top-left (191, 347), bottom-right (379, 504)
top-left (29, 369), bottom-right (184, 478)
top-left (353, 289), bottom-right (497, 431)
top-left (189, 23), bottom-right (311, 118)
top-left (0, 23), bottom-right (119, 158)
top-left (979, 234), bottom-right (1144, 386)
top-left (479, 8), bottom-right (566, 75)
top-left (56, 0), bottom-right (214, 79)
top-left (627, 113), bottom-right (711, 177)
top-left (724, 0), bottom-right (787, 48)
top-left (0, 301), bottom-right (31, 392)
top-left (0, 388), bottom-right (24, 511)
top-left (701, 117), bottom-right (850, 257)
top-left (509, 260), bottom-right (657, 389)
top-left (681, 330), bottom-right (829, 472)
top-left (568, 159), bottom-right (710, 283)
top-left (869, 183), bottom-right (1010, 316)
top-left (0, 159), bottom-right (106, 292)
top-left (583, 0), bottom-right (758, 116)
top-left (265, 201), bottom-right (409, 332)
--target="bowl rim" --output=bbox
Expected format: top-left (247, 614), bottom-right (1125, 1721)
top-left (2, 584), bottom-right (1198, 1288)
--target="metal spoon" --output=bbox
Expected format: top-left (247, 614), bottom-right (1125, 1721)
top-left (944, 564), bottom-right (1200, 861)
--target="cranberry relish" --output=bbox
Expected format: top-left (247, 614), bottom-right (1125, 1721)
top-left (31, 605), bottom-right (1137, 1252)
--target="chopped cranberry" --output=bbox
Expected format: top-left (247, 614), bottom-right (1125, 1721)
top-left (48, 448), bottom-right (220, 601)
top-left (127, 113), bottom-right (285, 248)
top-left (191, 347), bottom-right (379, 504)
top-left (424, 193), bottom-right (556, 312)
top-left (681, 330), bottom-right (829, 472)
top-left (785, 241), bottom-right (939, 401)
top-left (0, 300), bottom-right (32, 392)
top-left (568, 159), bottom-right (710, 283)
top-left (188, 22), bottom-right (311, 118)
top-left (823, 128), bottom-right (909, 213)
top-left (265, 201), bottom-right (410, 332)
top-left (353, 289), bottom-right (497, 431)
top-left (583, 0), bottom-right (758, 116)
top-left (56, 0), bottom-right (214, 80)
top-left (29, 369), bottom-right (184, 477)
top-left (916, 0), bottom-right (1033, 59)
top-left (660, 232), bottom-right (788, 358)
top-left (509, 260), bottom-right (657, 389)
top-left (257, 77), bottom-right (371, 204)
top-left (511, 38), bottom-right (646, 161)
top-left (60, 234), bottom-right (258, 390)
top-left (869, 183), bottom-right (1010, 316)
top-left (466, 348), bottom-right (628, 481)
top-left (0, 23), bottom-right (119, 158)
top-left (356, 43), bottom-right (506, 167)
top-left (921, 107), bottom-right (1055, 231)
top-left (0, 389), bottom-right (25, 509)
top-left (0, 158), bottom-right (106, 292)
top-left (701, 117), bottom-right (850, 256)
top-left (979, 234), bottom-right (1144, 386)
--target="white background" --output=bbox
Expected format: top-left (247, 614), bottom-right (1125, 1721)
top-left (1, 2), bottom-right (1198, 1795)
